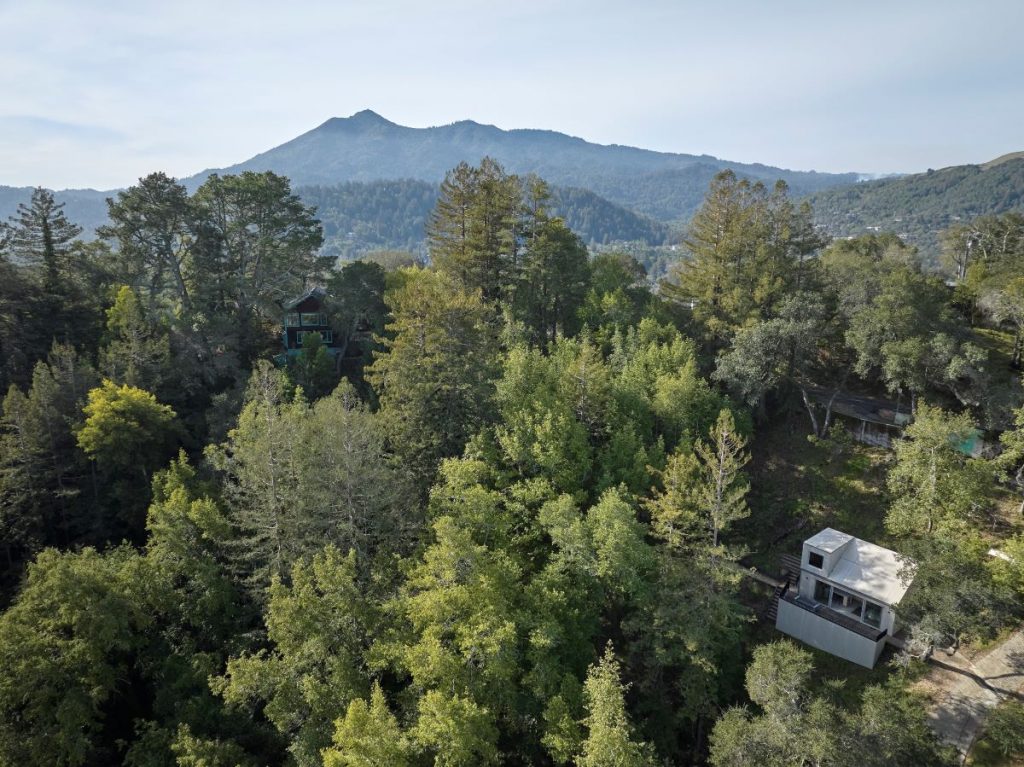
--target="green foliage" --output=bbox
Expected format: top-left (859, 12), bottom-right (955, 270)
top-left (693, 409), bottom-right (751, 548)
top-left (0, 547), bottom-right (148, 766)
top-left (322, 682), bottom-right (412, 767)
top-left (429, 157), bottom-right (521, 302)
top-left (846, 267), bottom-right (987, 405)
top-left (980, 700), bottom-right (1024, 759)
top-left (577, 645), bottom-right (655, 767)
top-left (885, 403), bottom-right (992, 538)
top-left (515, 210), bottom-right (591, 346)
top-left (215, 546), bottom-right (374, 767)
top-left (412, 689), bottom-right (500, 767)
top-left (301, 179), bottom-right (668, 261)
top-left (3, 162), bottom-right (1007, 767)
top-left (210, 368), bottom-right (413, 593)
top-left (709, 642), bottom-right (954, 767)
top-left (662, 170), bottom-right (825, 349)
top-left (286, 330), bottom-right (336, 400)
top-left (809, 159), bottom-right (1024, 257)
top-left (101, 285), bottom-right (172, 394)
top-left (368, 268), bottom-right (499, 487)
top-left (77, 379), bottom-right (178, 475)
top-left (0, 344), bottom-right (99, 564)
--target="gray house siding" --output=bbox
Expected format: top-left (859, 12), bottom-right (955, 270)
top-left (776, 598), bottom-right (886, 668)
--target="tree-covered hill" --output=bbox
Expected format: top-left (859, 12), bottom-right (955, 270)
top-left (0, 185), bottom-right (110, 237)
top-left (808, 155), bottom-right (1024, 257)
top-left (2, 179), bottom-right (670, 261)
top-left (183, 109), bottom-right (858, 222)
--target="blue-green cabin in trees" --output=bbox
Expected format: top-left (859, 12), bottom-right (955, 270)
top-left (279, 287), bottom-right (341, 362)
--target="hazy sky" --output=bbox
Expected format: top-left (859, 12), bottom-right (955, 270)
top-left (2, 0), bottom-right (1022, 189)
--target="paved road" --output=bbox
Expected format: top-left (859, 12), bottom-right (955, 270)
top-left (925, 629), bottom-right (1024, 761)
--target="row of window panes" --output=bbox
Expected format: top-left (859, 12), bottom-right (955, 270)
top-left (812, 579), bottom-right (883, 628)
top-left (295, 330), bottom-right (333, 345)
top-left (284, 313), bottom-right (328, 327)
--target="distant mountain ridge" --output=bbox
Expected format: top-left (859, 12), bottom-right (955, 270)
top-left (183, 110), bottom-right (860, 222)
top-left (808, 156), bottom-right (1024, 255)
top-left (5, 112), bottom-right (1022, 264)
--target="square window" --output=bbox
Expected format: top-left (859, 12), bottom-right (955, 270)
top-left (863, 602), bottom-right (882, 628)
top-left (808, 551), bottom-right (824, 569)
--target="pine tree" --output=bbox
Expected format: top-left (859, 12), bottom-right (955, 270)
top-left (693, 409), bottom-right (750, 548)
top-left (577, 645), bottom-right (655, 767)
top-left (100, 285), bottom-right (172, 395)
top-left (323, 682), bottom-right (412, 767)
top-left (368, 269), bottom-right (498, 489)
top-left (8, 187), bottom-right (82, 293)
top-left (428, 158), bottom-right (521, 303)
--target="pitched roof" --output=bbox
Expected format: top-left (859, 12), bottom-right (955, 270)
top-left (284, 286), bottom-right (326, 310)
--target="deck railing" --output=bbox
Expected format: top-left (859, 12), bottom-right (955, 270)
top-left (780, 587), bottom-right (887, 642)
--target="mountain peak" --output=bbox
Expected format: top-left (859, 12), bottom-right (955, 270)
top-left (318, 110), bottom-right (396, 131)
top-left (349, 109), bottom-right (390, 123)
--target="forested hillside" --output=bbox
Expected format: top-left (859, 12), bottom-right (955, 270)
top-left (299, 180), bottom-right (670, 260)
top-left (1, 161), bottom-right (1023, 767)
top-left (809, 155), bottom-right (1024, 257)
top-left (187, 110), bottom-right (858, 221)
top-left (0, 179), bottom-right (670, 262)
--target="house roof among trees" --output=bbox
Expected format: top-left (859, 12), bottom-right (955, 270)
top-left (807, 527), bottom-right (915, 606)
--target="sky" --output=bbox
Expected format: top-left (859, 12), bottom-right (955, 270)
top-left (1, 0), bottom-right (1022, 190)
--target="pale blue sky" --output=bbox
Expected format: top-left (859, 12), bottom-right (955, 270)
top-left (1, 0), bottom-right (1021, 189)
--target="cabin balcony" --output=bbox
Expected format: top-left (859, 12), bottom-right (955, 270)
top-left (776, 587), bottom-right (888, 668)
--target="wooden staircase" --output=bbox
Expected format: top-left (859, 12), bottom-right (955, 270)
top-left (766, 554), bottom-right (802, 623)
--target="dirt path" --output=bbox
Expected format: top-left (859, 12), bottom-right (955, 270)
top-left (920, 629), bottom-right (1024, 761)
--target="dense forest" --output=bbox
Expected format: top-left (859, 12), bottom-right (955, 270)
top-left (0, 158), bottom-right (1023, 767)
top-left (300, 180), bottom-right (670, 261)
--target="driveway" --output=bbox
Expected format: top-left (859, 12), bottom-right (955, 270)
top-left (922, 629), bottom-right (1024, 762)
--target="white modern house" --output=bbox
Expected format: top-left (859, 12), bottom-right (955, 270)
top-left (774, 528), bottom-right (914, 668)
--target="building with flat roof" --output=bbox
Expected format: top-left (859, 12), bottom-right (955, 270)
top-left (774, 528), bottom-right (915, 668)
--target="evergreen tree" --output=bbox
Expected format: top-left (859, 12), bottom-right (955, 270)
top-left (694, 409), bottom-right (750, 548)
top-left (7, 187), bottom-right (82, 294)
top-left (515, 211), bottom-right (591, 347)
top-left (368, 269), bottom-right (498, 489)
top-left (576, 645), bottom-right (655, 767)
top-left (428, 158), bottom-right (521, 303)
top-left (215, 546), bottom-right (375, 767)
top-left (100, 285), bottom-right (172, 395)
top-left (99, 172), bottom-right (195, 311)
top-left (322, 682), bottom-right (412, 767)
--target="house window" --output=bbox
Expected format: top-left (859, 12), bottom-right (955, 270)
top-left (829, 587), bottom-right (863, 619)
top-left (300, 312), bottom-right (321, 326)
top-left (813, 579), bottom-right (831, 603)
top-left (285, 313), bottom-right (300, 327)
top-left (863, 601), bottom-right (883, 628)
top-left (808, 551), bottom-right (824, 569)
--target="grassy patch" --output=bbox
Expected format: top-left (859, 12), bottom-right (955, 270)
top-left (968, 698), bottom-right (1024, 766)
top-left (732, 412), bottom-right (892, 575)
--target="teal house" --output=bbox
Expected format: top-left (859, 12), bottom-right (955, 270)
top-left (280, 287), bottom-right (341, 361)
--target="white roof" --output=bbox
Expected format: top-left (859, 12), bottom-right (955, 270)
top-left (805, 528), bottom-right (854, 553)
top-left (817, 533), bottom-right (915, 606)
